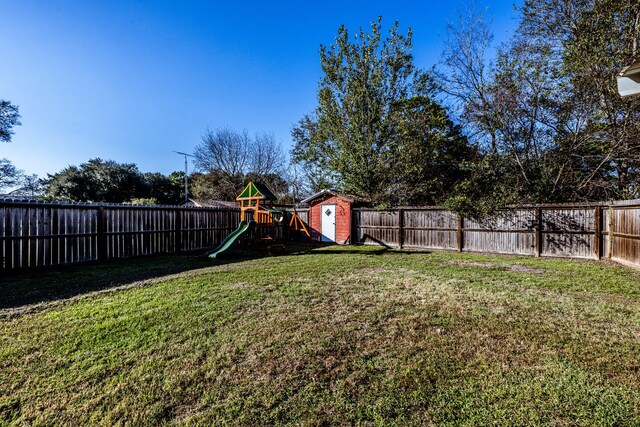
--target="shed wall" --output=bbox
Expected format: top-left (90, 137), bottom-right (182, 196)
top-left (308, 195), bottom-right (351, 244)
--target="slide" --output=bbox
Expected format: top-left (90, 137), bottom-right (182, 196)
top-left (206, 220), bottom-right (254, 259)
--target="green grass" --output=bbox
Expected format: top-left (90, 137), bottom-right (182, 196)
top-left (1, 245), bottom-right (640, 425)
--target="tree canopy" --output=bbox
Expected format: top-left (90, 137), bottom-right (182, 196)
top-left (292, 18), bottom-right (474, 206)
top-left (44, 158), bottom-right (183, 204)
top-left (0, 158), bottom-right (24, 193)
top-left (0, 100), bottom-right (24, 195)
top-left (0, 100), bottom-right (20, 144)
top-left (438, 1), bottom-right (640, 215)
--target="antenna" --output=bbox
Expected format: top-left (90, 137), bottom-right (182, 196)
top-left (173, 151), bottom-right (196, 204)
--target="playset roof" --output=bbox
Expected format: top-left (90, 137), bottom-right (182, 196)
top-left (236, 181), bottom-right (277, 201)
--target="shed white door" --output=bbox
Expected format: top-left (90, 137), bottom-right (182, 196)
top-left (320, 204), bottom-right (336, 242)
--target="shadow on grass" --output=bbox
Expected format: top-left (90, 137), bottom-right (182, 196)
top-left (307, 237), bottom-right (432, 256)
top-left (308, 247), bottom-right (432, 256)
top-left (0, 250), bottom-right (265, 312)
top-left (0, 242), bottom-right (430, 314)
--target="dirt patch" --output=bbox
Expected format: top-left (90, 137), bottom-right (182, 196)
top-left (449, 260), bottom-right (546, 274)
top-left (507, 264), bottom-right (546, 274)
top-left (224, 282), bottom-right (252, 290)
top-left (449, 261), bottom-right (496, 269)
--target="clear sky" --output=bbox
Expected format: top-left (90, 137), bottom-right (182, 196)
top-left (1, 0), bottom-right (521, 178)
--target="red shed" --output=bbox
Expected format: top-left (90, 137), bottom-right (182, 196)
top-left (301, 190), bottom-right (355, 244)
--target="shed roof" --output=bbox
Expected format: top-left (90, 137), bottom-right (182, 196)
top-left (301, 189), bottom-right (356, 205)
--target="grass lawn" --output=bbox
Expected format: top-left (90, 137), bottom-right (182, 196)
top-left (1, 245), bottom-right (640, 425)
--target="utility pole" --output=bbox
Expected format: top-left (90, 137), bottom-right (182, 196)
top-left (173, 151), bottom-right (196, 204)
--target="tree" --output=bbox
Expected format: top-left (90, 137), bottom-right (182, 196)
top-left (558, 0), bottom-right (640, 199)
top-left (510, 0), bottom-right (640, 200)
top-left (195, 128), bottom-right (250, 180)
top-left (438, 5), bottom-right (565, 211)
top-left (193, 128), bottom-right (288, 199)
top-left (0, 100), bottom-right (24, 195)
top-left (292, 18), bottom-right (474, 205)
top-left (44, 158), bottom-right (146, 202)
top-left (10, 174), bottom-right (44, 197)
top-left (0, 100), bottom-right (21, 143)
top-left (438, 5), bottom-right (499, 151)
top-left (438, 1), bottom-right (640, 213)
top-left (189, 170), bottom-right (240, 201)
top-left (0, 158), bottom-right (24, 193)
top-left (44, 159), bottom-right (186, 203)
top-left (142, 172), bottom-right (184, 204)
top-left (248, 132), bottom-right (288, 177)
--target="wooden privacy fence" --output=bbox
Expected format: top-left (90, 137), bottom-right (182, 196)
top-left (5, 198), bottom-right (640, 271)
top-left (353, 200), bottom-right (640, 268)
top-left (1, 200), bottom-right (240, 271)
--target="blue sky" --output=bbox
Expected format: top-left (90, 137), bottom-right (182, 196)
top-left (1, 0), bottom-right (521, 178)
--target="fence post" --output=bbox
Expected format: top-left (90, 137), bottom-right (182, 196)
top-left (594, 206), bottom-right (602, 260)
top-left (535, 207), bottom-right (542, 257)
top-left (457, 214), bottom-right (464, 252)
top-left (351, 208), bottom-right (357, 245)
top-left (608, 205), bottom-right (614, 259)
top-left (398, 208), bottom-right (404, 249)
top-left (97, 206), bottom-right (107, 261)
top-left (175, 208), bottom-right (182, 253)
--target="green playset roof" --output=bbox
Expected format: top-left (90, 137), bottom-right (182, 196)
top-left (236, 181), bottom-right (277, 201)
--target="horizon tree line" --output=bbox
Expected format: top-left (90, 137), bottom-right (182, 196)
top-left (2, 0), bottom-right (640, 213)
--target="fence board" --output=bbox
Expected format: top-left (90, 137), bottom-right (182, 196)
top-left (0, 200), bottom-right (241, 271)
top-left (540, 208), bottom-right (595, 259)
top-left (352, 204), bottom-right (630, 262)
top-left (464, 210), bottom-right (535, 255)
top-left (611, 206), bottom-right (640, 266)
top-left (403, 209), bottom-right (457, 249)
top-left (353, 210), bottom-right (400, 247)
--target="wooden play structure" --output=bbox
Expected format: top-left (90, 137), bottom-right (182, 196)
top-left (206, 181), bottom-right (311, 259)
top-left (289, 207), bottom-right (311, 238)
top-left (236, 181), bottom-right (284, 240)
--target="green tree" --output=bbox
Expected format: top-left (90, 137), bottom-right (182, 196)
top-left (388, 81), bottom-right (476, 206)
top-left (44, 158), bottom-right (146, 203)
top-left (10, 174), bottom-right (44, 197)
top-left (142, 172), bottom-right (183, 204)
top-left (511, 0), bottom-right (640, 200)
top-left (189, 170), bottom-right (241, 201)
top-left (0, 100), bottom-right (24, 195)
top-left (0, 100), bottom-right (21, 143)
top-left (0, 158), bottom-right (24, 193)
top-left (293, 18), bottom-right (473, 206)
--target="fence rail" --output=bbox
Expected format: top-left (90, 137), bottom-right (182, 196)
top-left (1, 200), bottom-right (240, 271)
top-left (353, 202), bottom-right (640, 267)
top-left (5, 198), bottom-right (640, 271)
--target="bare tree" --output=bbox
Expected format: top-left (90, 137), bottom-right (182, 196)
top-left (193, 128), bottom-right (289, 198)
top-left (438, 3), bottom-right (498, 151)
top-left (247, 132), bottom-right (287, 176)
top-left (194, 128), bottom-right (250, 179)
